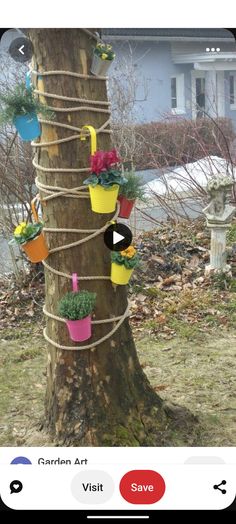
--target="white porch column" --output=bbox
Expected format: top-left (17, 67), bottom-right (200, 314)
top-left (205, 69), bottom-right (217, 117)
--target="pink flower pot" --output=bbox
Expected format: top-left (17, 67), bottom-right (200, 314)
top-left (66, 315), bottom-right (92, 342)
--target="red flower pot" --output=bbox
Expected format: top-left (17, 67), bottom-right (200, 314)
top-left (118, 196), bottom-right (135, 219)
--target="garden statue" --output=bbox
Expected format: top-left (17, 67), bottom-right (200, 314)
top-left (203, 176), bottom-right (235, 224)
top-left (203, 175), bottom-right (236, 272)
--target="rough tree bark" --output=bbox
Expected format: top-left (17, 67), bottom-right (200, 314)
top-left (28, 29), bottom-right (170, 446)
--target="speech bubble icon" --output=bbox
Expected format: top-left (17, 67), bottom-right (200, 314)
top-left (10, 480), bottom-right (23, 494)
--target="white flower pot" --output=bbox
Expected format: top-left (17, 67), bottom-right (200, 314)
top-left (90, 54), bottom-right (113, 76)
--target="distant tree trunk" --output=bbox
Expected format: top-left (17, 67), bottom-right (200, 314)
top-left (29, 29), bottom-right (168, 446)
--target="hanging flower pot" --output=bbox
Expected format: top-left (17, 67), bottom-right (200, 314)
top-left (12, 221), bottom-right (49, 263)
top-left (0, 82), bottom-right (54, 142)
top-left (90, 43), bottom-right (115, 76)
top-left (118, 195), bottom-right (135, 219)
top-left (91, 54), bottom-right (113, 76)
top-left (58, 284), bottom-right (96, 343)
top-left (111, 262), bottom-right (134, 285)
top-left (118, 170), bottom-right (146, 219)
top-left (11, 198), bottom-right (49, 263)
top-left (66, 315), bottom-right (92, 342)
top-left (21, 231), bottom-right (49, 263)
top-left (110, 246), bottom-right (139, 285)
top-left (13, 112), bottom-right (41, 141)
top-left (89, 184), bottom-right (119, 213)
top-left (83, 149), bottom-right (127, 214)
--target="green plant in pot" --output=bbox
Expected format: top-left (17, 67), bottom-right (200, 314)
top-left (91, 42), bottom-right (115, 76)
top-left (118, 171), bottom-right (146, 219)
top-left (0, 82), bottom-right (54, 141)
top-left (58, 290), bottom-right (96, 342)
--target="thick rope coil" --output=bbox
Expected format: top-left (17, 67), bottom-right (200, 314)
top-left (43, 301), bottom-right (130, 351)
top-left (43, 303), bottom-right (130, 325)
top-left (32, 61), bottom-right (128, 351)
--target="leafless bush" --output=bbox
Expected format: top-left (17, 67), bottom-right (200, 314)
top-left (0, 131), bottom-right (36, 234)
top-left (109, 43), bottom-right (149, 162)
top-left (134, 116), bottom-right (235, 171)
top-left (0, 54), bottom-right (36, 237)
top-left (0, 54), bottom-right (36, 278)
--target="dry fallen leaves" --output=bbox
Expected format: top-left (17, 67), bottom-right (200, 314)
top-left (129, 219), bottom-right (236, 339)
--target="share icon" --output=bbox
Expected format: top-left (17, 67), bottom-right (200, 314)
top-left (213, 480), bottom-right (227, 494)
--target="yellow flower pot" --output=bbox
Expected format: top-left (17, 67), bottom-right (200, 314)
top-left (89, 184), bottom-right (119, 213)
top-left (111, 262), bottom-right (134, 285)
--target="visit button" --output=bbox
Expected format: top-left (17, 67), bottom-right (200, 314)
top-left (119, 470), bottom-right (165, 504)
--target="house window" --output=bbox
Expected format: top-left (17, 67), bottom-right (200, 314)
top-left (171, 74), bottom-right (185, 114)
top-left (229, 73), bottom-right (236, 109)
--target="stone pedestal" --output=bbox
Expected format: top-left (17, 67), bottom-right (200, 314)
top-left (205, 223), bottom-right (230, 273)
top-left (203, 175), bottom-right (235, 274)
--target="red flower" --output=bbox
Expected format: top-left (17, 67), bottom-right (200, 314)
top-left (90, 149), bottom-right (120, 174)
top-left (104, 149), bottom-right (120, 168)
top-left (90, 151), bottom-right (106, 174)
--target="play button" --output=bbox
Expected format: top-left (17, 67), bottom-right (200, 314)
top-left (113, 230), bottom-right (125, 245)
top-left (104, 223), bottom-right (132, 251)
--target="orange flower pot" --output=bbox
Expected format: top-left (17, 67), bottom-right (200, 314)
top-left (22, 232), bottom-right (49, 263)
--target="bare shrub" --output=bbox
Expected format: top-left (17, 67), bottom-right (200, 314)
top-left (0, 55), bottom-right (36, 236)
top-left (0, 54), bottom-right (36, 278)
top-left (109, 43), bottom-right (149, 163)
top-left (133, 117), bottom-right (235, 170)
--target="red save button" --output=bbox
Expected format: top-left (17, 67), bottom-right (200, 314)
top-left (119, 470), bottom-right (165, 504)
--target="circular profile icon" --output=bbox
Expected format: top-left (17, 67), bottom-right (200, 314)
top-left (11, 456), bottom-right (32, 465)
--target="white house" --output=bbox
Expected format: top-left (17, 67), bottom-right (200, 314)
top-left (104, 28), bottom-right (236, 125)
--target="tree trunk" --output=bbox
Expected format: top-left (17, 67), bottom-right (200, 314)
top-left (28, 29), bottom-right (168, 446)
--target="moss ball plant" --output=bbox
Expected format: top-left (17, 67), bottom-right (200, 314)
top-left (58, 290), bottom-right (96, 321)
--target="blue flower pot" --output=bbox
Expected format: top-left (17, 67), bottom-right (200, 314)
top-left (13, 113), bottom-right (41, 141)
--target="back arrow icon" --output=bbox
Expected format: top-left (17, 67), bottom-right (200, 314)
top-left (19, 45), bottom-right (25, 55)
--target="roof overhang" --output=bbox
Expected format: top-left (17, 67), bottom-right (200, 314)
top-left (194, 61), bottom-right (236, 70)
top-left (103, 35), bottom-right (234, 43)
top-left (174, 52), bottom-right (236, 64)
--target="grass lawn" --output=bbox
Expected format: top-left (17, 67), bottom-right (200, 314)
top-left (0, 323), bottom-right (236, 446)
top-left (138, 330), bottom-right (236, 446)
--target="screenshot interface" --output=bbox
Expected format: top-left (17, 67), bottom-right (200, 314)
top-left (0, 27), bottom-right (235, 514)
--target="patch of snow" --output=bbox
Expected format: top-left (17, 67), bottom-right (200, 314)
top-left (144, 156), bottom-right (235, 196)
